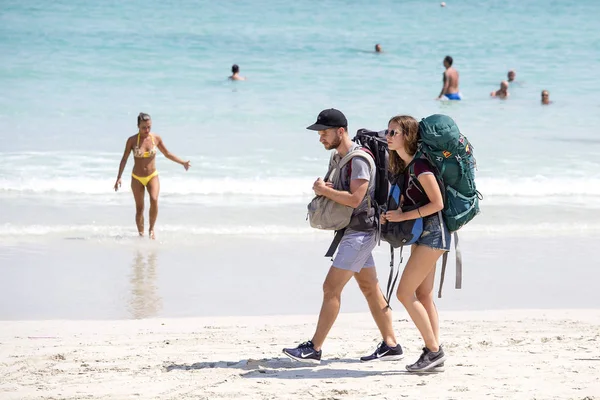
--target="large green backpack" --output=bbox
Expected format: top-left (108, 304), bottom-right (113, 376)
top-left (408, 114), bottom-right (482, 298)
top-left (410, 114), bottom-right (480, 232)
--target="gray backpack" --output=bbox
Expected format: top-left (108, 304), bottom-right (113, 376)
top-left (307, 149), bottom-right (375, 231)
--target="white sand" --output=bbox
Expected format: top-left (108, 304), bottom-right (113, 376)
top-left (1, 310), bottom-right (599, 400)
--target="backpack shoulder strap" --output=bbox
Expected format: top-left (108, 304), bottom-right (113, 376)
top-left (324, 152), bottom-right (338, 182)
top-left (406, 159), bottom-right (425, 195)
top-left (339, 149), bottom-right (376, 187)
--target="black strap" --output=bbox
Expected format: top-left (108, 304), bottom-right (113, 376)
top-left (324, 229), bottom-right (346, 258)
top-left (384, 245), bottom-right (403, 310)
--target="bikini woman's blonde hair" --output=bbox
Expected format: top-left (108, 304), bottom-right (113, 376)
top-left (388, 115), bottom-right (420, 176)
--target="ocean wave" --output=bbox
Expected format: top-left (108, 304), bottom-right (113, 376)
top-left (1, 176), bottom-right (599, 200)
top-left (1, 222), bottom-right (600, 240)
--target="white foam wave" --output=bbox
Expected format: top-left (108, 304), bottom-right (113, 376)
top-left (1, 222), bottom-right (600, 240)
top-left (0, 223), bottom-right (317, 237)
top-left (477, 176), bottom-right (600, 198)
top-left (0, 177), bottom-right (314, 197)
top-left (1, 176), bottom-right (600, 206)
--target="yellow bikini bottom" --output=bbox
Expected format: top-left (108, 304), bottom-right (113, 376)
top-left (131, 171), bottom-right (158, 187)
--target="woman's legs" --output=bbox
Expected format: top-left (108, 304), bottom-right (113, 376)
top-left (146, 176), bottom-right (160, 239)
top-left (415, 262), bottom-right (439, 344)
top-left (131, 177), bottom-right (146, 236)
top-left (396, 245), bottom-right (444, 351)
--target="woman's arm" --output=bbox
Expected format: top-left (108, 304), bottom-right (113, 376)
top-left (156, 135), bottom-right (191, 170)
top-left (385, 173), bottom-right (444, 222)
top-left (114, 138), bottom-right (133, 191)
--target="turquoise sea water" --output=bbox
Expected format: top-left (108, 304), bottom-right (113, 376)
top-left (1, 0), bottom-right (600, 318)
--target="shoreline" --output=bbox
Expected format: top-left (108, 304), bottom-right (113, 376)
top-left (2, 310), bottom-right (599, 399)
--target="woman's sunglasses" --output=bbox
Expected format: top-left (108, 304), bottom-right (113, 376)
top-left (385, 129), bottom-right (400, 137)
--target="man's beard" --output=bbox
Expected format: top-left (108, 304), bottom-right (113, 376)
top-left (323, 135), bottom-right (342, 150)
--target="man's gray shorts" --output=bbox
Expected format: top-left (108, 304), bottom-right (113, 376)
top-left (332, 230), bottom-right (377, 273)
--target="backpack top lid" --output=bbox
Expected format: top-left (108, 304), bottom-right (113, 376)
top-left (418, 114), bottom-right (465, 156)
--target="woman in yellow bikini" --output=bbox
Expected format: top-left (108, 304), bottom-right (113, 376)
top-left (114, 112), bottom-right (191, 239)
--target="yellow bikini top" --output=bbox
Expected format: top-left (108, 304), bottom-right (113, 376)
top-left (133, 133), bottom-right (157, 158)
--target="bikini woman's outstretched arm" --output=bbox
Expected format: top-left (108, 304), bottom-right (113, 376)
top-left (155, 135), bottom-right (191, 170)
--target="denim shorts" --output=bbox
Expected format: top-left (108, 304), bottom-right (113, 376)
top-left (415, 212), bottom-right (451, 251)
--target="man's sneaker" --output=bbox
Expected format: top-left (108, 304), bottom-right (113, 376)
top-left (406, 345), bottom-right (446, 372)
top-left (360, 341), bottom-right (404, 362)
top-left (282, 341), bottom-right (322, 364)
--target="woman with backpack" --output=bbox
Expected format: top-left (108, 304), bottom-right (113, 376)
top-left (381, 115), bottom-right (451, 372)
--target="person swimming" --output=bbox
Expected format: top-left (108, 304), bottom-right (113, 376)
top-left (541, 90), bottom-right (551, 105)
top-left (490, 80), bottom-right (510, 99)
top-left (375, 44), bottom-right (383, 53)
top-left (507, 70), bottom-right (516, 83)
top-left (229, 64), bottom-right (246, 81)
top-left (437, 56), bottom-right (461, 100)
top-left (114, 112), bottom-right (191, 239)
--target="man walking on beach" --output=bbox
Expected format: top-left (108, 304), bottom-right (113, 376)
top-left (437, 55), bottom-right (461, 100)
top-left (282, 109), bottom-right (403, 364)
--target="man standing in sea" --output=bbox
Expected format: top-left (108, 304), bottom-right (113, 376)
top-left (437, 55), bottom-right (461, 100)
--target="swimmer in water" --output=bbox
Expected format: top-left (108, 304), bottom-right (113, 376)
top-left (541, 90), bottom-right (551, 105)
top-left (490, 80), bottom-right (510, 99)
top-left (229, 64), bottom-right (246, 81)
top-left (437, 56), bottom-right (461, 100)
top-left (507, 70), bottom-right (516, 83)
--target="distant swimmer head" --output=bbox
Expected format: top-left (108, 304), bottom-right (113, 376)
top-left (507, 70), bottom-right (516, 82)
top-left (441, 2), bottom-right (446, 7)
top-left (541, 90), bottom-right (550, 104)
top-left (375, 44), bottom-right (382, 53)
top-left (137, 112), bottom-right (152, 133)
top-left (387, 115), bottom-right (419, 174)
top-left (443, 55), bottom-right (453, 68)
top-left (307, 108), bottom-right (348, 150)
top-left (232, 64), bottom-right (240, 74)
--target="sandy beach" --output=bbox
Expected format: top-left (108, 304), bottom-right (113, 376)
top-left (1, 310), bottom-right (599, 400)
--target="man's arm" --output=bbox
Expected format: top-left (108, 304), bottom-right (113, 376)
top-left (313, 157), bottom-right (370, 208)
top-left (314, 178), bottom-right (368, 208)
top-left (438, 71), bottom-right (449, 98)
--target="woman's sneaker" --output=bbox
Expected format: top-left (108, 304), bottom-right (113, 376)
top-left (405, 345), bottom-right (446, 372)
top-left (282, 341), bottom-right (322, 364)
top-left (431, 362), bottom-right (445, 372)
top-left (360, 341), bottom-right (404, 362)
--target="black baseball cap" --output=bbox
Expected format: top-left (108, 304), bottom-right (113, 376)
top-left (306, 108), bottom-right (348, 131)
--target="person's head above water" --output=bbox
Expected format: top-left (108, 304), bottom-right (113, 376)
top-left (375, 44), bottom-right (382, 53)
top-left (541, 90), bottom-right (550, 105)
top-left (507, 70), bottom-right (516, 82)
top-left (443, 55), bottom-right (453, 68)
top-left (137, 112), bottom-right (151, 134)
top-left (231, 64), bottom-right (240, 74)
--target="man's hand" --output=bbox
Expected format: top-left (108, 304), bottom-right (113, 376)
top-left (312, 178), bottom-right (332, 196)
